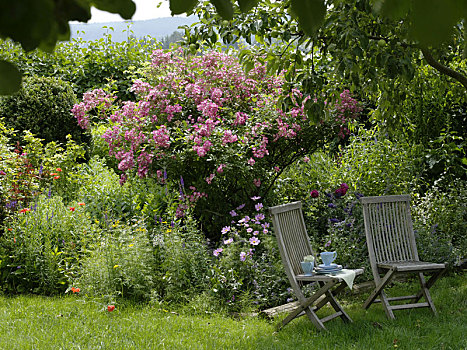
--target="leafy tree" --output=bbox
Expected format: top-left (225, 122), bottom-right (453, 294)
top-left (1, 0), bottom-right (466, 95)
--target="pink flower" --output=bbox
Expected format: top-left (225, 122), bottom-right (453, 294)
top-left (205, 173), bottom-right (215, 184)
top-left (253, 178), bottom-right (261, 187)
top-left (303, 156), bottom-right (310, 163)
top-left (240, 252), bottom-right (247, 261)
top-left (216, 164), bottom-right (226, 174)
top-left (249, 237), bottom-right (260, 246)
top-left (247, 158), bottom-right (255, 166)
top-left (310, 190), bottom-right (319, 198)
top-left (213, 248), bottom-right (223, 256)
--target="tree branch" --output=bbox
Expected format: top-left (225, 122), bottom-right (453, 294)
top-left (420, 47), bottom-right (467, 90)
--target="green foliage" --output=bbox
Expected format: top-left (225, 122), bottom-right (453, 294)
top-left (0, 128), bottom-right (87, 223)
top-left (0, 195), bottom-right (98, 295)
top-left (0, 76), bottom-right (87, 145)
top-left (76, 157), bottom-right (167, 226)
top-left (77, 218), bottom-right (158, 302)
top-left (0, 35), bottom-right (157, 101)
top-left (412, 178), bottom-right (467, 265)
top-left (0, 60), bottom-right (21, 94)
top-left (156, 213), bottom-right (211, 303)
top-left (210, 201), bottom-right (291, 310)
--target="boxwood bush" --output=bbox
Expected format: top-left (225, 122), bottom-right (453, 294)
top-left (0, 76), bottom-right (88, 146)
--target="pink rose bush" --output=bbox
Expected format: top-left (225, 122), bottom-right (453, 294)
top-left (72, 48), bottom-right (350, 236)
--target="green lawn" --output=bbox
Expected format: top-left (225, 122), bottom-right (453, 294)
top-left (0, 272), bottom-right (465, 350)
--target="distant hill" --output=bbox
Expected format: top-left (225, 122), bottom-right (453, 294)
top-left (70, 16), bottom-right (199, 42)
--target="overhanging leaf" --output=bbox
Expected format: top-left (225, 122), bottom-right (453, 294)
top-left (0, 60), bottom-right (22, 95)
top-left (92, 0), bottom-right (136, 20)
top-left (373, 0), bottom-right (410, 19)
top-left (237, 0), bottom-right (259, 13)
top-left (211, 0), bottom-right (234, 20)
top-left (409, 0), bottom-right (464, 46)
top-left (291, 0), bottom-right (326, 37)
top-left (170, 0), bottom-right (199, 15)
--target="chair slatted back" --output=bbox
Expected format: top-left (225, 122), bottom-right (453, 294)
top-left (361, 195), bottom-right (419, 265)
top-left (269, 201), bottom-right (315, 278)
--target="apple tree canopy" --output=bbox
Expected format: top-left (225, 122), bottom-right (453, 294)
top-left (0, 0), bottom-right (466, 94)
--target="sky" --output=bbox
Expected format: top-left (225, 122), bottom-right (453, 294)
top-left (89, 0), bottom-right (180, 23)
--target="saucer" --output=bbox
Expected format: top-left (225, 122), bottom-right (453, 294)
top-left (318, 263), bottom-right (340, 269)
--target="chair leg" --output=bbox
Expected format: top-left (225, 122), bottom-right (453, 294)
top-left (277, 281), bottom-right (337, 331)
top-left (363, 268), bottom-right (396, 310)
top-left (413, 273), bottom-right (437, 315)
top-left (413, 269), bottom-right (445, 303)
top-left (318, 281), bottom-right (352, 323)
top-left (379, 290), bottom-right (395, 320)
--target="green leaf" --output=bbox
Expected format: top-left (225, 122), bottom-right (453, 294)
top-left (290, 0), bottom-right (326, 37)
top-left (169, 0), bottom-right (199, 14)
top-left (211, 0), bottom-right (234, 20)
top-left (373, 0), bottom-right (411, 19)
top-left (92, 0), bottom-right (136, 20)
top-left (0, 60), bottom-right (22, 95)
top-left (409, 0), bottom-right (464, 47)
top-left (237, 0), bottom-right (259, 13)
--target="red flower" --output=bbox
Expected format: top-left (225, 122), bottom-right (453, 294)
top-left (78, 202), bottom-right (85, 206)
top-left (310, 190), bottom-right (319, 198)
top-left (7, 228), bottom-right (12, 231)
top-left (19, 208), bottom-right (31, 213)
top-left (54, 176), bottom-right (60, 180)
top-left (71, 287), bottom-right (80, 293)
top-left (56, 168), bottom-right (62, 172)
top-left (50, 173), bottom-right (58, 176)
top-left (69, 207), bottom-right (76, 212)
top-left (107, 305), bottom-right (115, 312)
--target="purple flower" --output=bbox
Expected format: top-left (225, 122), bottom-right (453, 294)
top-left (310, 190), bottom-right (319, 198)
top-left (246, 228), bottom-right (253, 233)
top-left (224, 238), bottom-right (233, 245)
top-left (325, 240), bottom-right (332, 248)
top-left (255, 203), bottom-right (263, 211)
top-left (253, 231), bottom-right (259, 236)
top-left (255, 213), bottom-right (265, 221)
top-left (251, 196), bottom-right (261, 201)
top-left (221, 226), bottom-right (231, 235)
top-left (240, 252), bottom-right (247, 261)
top-left (236, 204), bottom-right (245, 210)
top-left (330, 218), bottom-right (340, 223)
top-left (213, 248), bottom-right (223, 257)
top-left (328, 203), bottom-right (337, 209)
top-left (180, 176), bottom-right (184, 188)
top-left (229, 210), bottom-right (238, 217)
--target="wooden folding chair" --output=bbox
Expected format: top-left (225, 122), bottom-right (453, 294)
top-left (269, 201), bottom-right (363, 331)
top-left (360, 195), bottom-right (446, 319)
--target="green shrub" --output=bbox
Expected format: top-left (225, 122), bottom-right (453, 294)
top-left (0, 129), bottom-right (87, 225)
top-left (210, 199), bottom-right (291, 310)
top-left (156, 212), bottom-right (211, 303)
top-left (76, 156), bottom-right (167, 226)
top-left (0, 35), bottom-right (156, 101)
top-left (77, 218), bottom-right (158, 302)
top-left (0, 195), bottom-right (98, 295)
top-left (412, 178), bottom-right (467, 266)
top-left (0, 76), bottom-right (87, 145)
